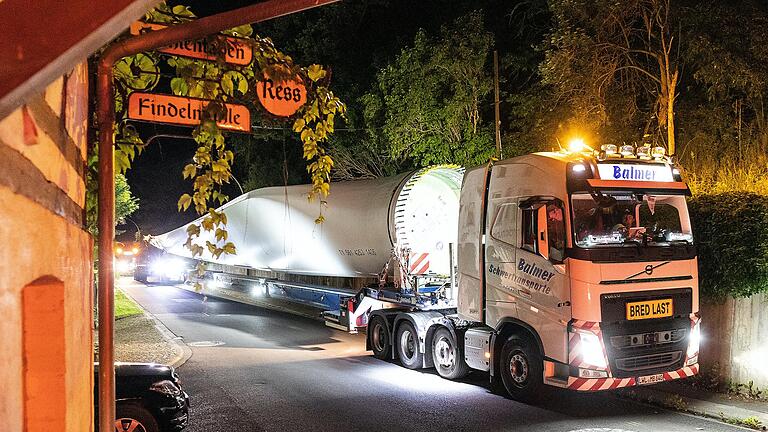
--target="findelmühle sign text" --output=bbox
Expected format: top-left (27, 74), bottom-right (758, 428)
top-left (127, 92), bottom-right (251, 132)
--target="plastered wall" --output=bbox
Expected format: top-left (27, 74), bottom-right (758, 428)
top-left (0, 62), bottom-right (93, 432)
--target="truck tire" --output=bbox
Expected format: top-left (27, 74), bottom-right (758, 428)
top-left (369, 316), bottom-right (391, 360)
top-left (431, 327), bottom-right (469, 379)
top-left (499, 335), bottom-right (544, 402)
top-left (396, 321), bottom-right (424, 369)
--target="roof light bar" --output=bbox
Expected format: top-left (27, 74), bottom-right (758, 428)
top-left (636, 145), bottom-right (651, 160)
top-left (620, 144), bottom-right (635, 157)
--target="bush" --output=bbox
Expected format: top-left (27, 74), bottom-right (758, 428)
top-left (688, 192), bottom-right (768, 300)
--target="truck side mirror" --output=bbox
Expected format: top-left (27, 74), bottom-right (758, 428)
top-left (537, 205), bottom-right (549, 260)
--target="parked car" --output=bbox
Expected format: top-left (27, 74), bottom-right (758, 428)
top-left (94, 363), bottom-right (189, 432)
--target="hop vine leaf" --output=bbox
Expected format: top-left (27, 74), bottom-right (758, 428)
top-left (307, 64), bottom-right (327, 82)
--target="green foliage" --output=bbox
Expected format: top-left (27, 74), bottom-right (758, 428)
top-left (115, 174), bottom-right (140, 226)
top-left (85, 151), bottom-right (139, 237)
top-left (675, 1), bottom-right (768, 175)
top-left (741, 416), bottom-right (763, 430)
top-left (362, 11), bottom-right (496, 168)
top-left (106, 2), bottom-right (345, 289)
top-left (688, 192), bottom-right (768, 299)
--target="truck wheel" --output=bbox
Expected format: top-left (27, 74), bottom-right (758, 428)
top-left (431, 327), bottom-right (469, 379)
top-left (499, 335), bottom-right (544, 402)
top-left (396, 322), bottom-right (424, 369)
top-left (369, 316), bottom-right (391, 360)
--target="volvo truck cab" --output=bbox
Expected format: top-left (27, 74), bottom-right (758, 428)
top-left (454, 143), bottom-right (699, 398)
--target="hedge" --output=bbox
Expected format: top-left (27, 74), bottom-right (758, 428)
top-left (688, 192), bottom-right (768, 300)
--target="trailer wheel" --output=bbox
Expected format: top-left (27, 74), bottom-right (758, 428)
top-left (499, 335), bottom-right (543, 402)
top-left (369, 316), bottom-right (391, 360)
top-left (431, 327), bottom-right (469, 379)
top-left (396, 322), bottom-right (424, 369)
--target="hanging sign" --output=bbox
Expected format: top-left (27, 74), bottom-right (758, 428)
top-left (255, 77), bottom-right (307, 117)
top-left (129, 22), bottom-right (253, 66)
top-left (127, 92), bottom-right (251, 132)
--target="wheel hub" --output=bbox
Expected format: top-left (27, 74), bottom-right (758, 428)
top-left (372, 323), bottom-right (386, 352)
top-left (115, 418), bottom-right (147, 432)
top-left (509, 353), bottom-right (529, 384)
top-left (400, 330), bottom-right (416, 360)
top-left (435, 337), bottom-right (455, 367)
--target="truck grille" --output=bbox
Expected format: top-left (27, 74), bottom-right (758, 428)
top-left (610, 328), bottom-right (687, 349)
top-left (616, 351), bottom-right (682, 372)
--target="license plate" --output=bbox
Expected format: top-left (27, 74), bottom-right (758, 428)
top-left (637, 373), bottom-right (665, 385)
top-left (625, 298), bottom-right (673, 320)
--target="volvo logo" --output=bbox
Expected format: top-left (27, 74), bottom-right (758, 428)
top-left (625, 261), bottom-right (671, 280)
top-left (644, 265), bottom-right (654, 275)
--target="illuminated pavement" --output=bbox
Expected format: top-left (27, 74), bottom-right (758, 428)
top-left (122, 282), bottom-right (747, 432)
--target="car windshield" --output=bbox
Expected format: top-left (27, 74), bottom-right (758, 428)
top-left (571, 192), bottom-right (693, 248)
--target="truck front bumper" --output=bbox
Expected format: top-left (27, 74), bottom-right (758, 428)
top-left (566, 362), bottom-right (698, 391)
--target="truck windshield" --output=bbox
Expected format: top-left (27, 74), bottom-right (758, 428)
top-left (571, 192), bottom-right (693, 248)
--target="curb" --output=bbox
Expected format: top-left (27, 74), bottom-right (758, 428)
top-left (618, 386), bottom-right (767, 430)
top-left (117, 286), bottom-right (192, 368)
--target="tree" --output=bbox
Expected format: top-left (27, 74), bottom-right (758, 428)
top-left (86, 156), bottom-right (139, 238)
top-left (542, 0), bottom-right (680, 152)
top-left (362, 12), bottom-right (496, 168)
top-left (679, 1), bottom-right (768, 161)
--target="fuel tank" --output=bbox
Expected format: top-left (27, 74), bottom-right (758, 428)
top-left (152, 166), bottom-right (463, 277)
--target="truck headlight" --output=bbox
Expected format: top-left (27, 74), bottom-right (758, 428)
top-left (150, 379), bottom-right (181, 396)
top-left (577, 331), bottom-right (608, 369)
top-left (687, 321), bottom-right (701, 360)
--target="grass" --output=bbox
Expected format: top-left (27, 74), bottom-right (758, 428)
top-left (115, 289), bottom-right (144, 319)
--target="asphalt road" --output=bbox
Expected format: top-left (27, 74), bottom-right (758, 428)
top-left (122, 282), bottom-right (747, 432)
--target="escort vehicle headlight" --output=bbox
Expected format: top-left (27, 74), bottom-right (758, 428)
top-left (652, 146), bottom-right (666, 159)
top-left (150, 379), bottom-right (181, 396)
top-left (687, 321), bottom-right (701, 359)
top-left (578, 331), bottom-right (608, 369)
top-left (572, 163), bottom-right (586, 174)
top-left (620, 144), bottom-right (635, 157)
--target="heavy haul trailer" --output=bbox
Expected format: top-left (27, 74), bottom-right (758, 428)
top-left (153, 147), bottom-right (701, 400)
top-left (151, 165), bottom-right (466, 325)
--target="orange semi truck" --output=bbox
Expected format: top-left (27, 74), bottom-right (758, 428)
top-left (155, 143), bottom-right (700, 401)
